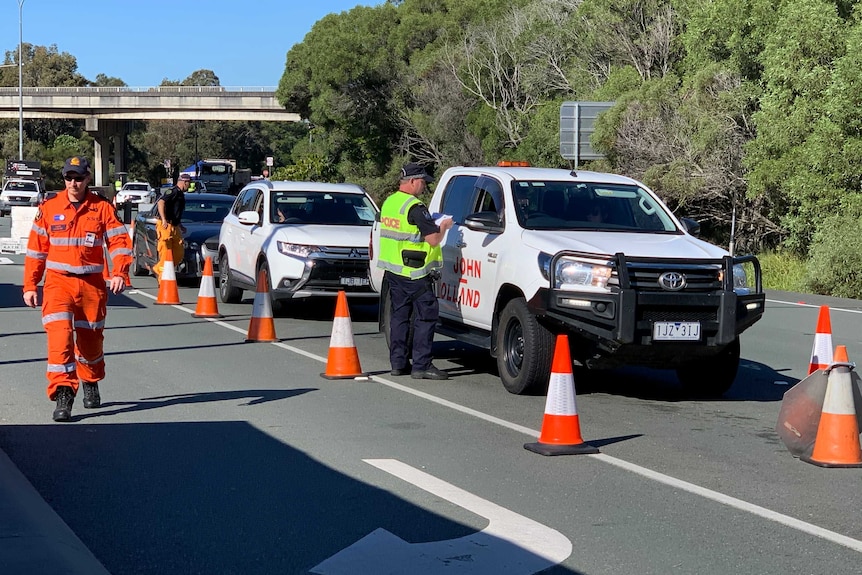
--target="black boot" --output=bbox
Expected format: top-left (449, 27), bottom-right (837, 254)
top-left (82, 381), bottom-right (101, 409)
top-left (52, 386), bottom-right (75, 422)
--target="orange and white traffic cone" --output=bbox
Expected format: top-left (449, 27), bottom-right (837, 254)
top-left (245, 268), bottom-right (277, 342)
top-left (808, 305), bottom-right (833, 374)
top-left (524, 334), bottom-right (599, 456)
top-left (192, 257), bottom-right (222, 318)
top-left (155, 249), bottom-right (181, 305)
top-left (321, 290), bottom-right (368, 379)
top-left (801, 346), bottom-right (862, 467)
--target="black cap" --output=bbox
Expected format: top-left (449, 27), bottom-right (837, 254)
top-left (178, 173), bottom-right (192, 181)
top-left (62, 156), bottom-right (90, 176)
top-left (400, 162), bottom-right (433, 182)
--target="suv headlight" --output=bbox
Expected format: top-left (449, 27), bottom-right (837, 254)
top-left (538, 252), bottom-right (613, 292)
top-left (277, 241), bottom-right (319, 258)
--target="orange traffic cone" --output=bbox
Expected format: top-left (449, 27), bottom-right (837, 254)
top-left (808, 306), bottom-right (833, 374)
top-left (192, 257), bottom-right (223, 318)
top-left (524, 334), bottom-right (599, 456)
top-left (245, 268), bottom-right (277, 342)
top-left (321, 290), bottom-right (368, 379)
top-left (801, 346), bottom-right (862, 467)
top-left (155, 249), bottom-right (181, 305)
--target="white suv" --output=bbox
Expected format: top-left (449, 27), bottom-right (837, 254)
top-left (114, 181), bottom-right (156, 205)
top-left (0, 178), bottom-right (43, 216)
top-left (218, 180), bottom-right (379, 308)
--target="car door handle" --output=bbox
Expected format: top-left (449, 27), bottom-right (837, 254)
top-left (455, 240), bottom-right (467, 248)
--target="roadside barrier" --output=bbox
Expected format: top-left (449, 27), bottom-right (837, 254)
top-left (801, 346), bottom-right (862, 468)
top-left (192, 257), bottom-right (223, 318)
top-left (245, 268), bottom-right (277, 342)
top-left (155, 249), bottom-right (181, 305)
top-left (321, 290), bottom-right (367, 379)
top-left (524, 334), bottom-right (599, 456)
top-left (808, 305), bottom-right (833, 374)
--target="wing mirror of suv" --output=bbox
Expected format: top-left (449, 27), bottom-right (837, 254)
top-left (237, 210), bottom-right (261, 226)
top-left (464, 211), bottom-right (504, 234)
top-left (679, 217), bottom-right (701, 236)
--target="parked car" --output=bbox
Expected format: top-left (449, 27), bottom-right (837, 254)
top-left (0, 178), bottom-right (43, 215)
top-left (218, 180), bottom-right (379, 308)
top-left (131, 192), bottom-right (234, 282)
top-left (114, 181), bottom-right (156, 205)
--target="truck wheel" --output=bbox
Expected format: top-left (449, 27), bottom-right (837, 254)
top-left (496, 297), bottom-right (554, 395)
top-left (219, 253), bottom-right (243, 303)
top-left (676, 338), bottom-right (740, 397)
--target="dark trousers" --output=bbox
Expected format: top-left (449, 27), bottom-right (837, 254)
top-left (387, 271), bottom-right (438, 372)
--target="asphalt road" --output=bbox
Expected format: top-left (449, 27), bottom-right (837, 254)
top-left (2, 242), bottom-right (862, 574)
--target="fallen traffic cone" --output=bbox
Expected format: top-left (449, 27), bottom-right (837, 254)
top-left (155, 249), bottom-right (181, 305)
top-left (245, 268), bottom-right (277, 342)
top-left (321, 290), bottom-right (368, 379)
top-left (192, 257), bottom-right (223, 318)
top-left (801, 345), bottom-right (862, 467)
top-left (808, 306), bottom-right (833, 374)
top-left (524, 334), bottom-right (599, 456)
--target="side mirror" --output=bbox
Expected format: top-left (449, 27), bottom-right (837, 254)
top-left (464, 211), bottom-right (504, 234)
top-left (237, 210), bottom-right (261, 226)
top-left (680, 217), bottom-right (701, 236)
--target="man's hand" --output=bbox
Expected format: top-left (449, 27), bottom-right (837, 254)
top-left (439, 217), bottom-right (455, 232)
top-left (108, 276), bottom-right (126, 295)
top-left (160, 219), bottom-right (168, 229)
top-left (23, 290), bottom-right (38, 308)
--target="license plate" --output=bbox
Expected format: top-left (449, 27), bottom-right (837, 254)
top-left (340, 277), bottom-right (369, 287)
top-left (653, 321), bottom-right (701, 341)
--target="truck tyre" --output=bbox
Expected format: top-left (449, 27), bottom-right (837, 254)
top-left (131, 238), bottom-right (149, 276)
top-left (676, 338), bottom-right (740, 397)
top-left (496, 297), bottom-right (554, 395)
top-left (219, 253), bottom-right (243, 303)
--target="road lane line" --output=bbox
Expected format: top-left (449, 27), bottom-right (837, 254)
top-left (128, 289), bottom-right (862, 555)
top-left (766, 298), bottom-right (862, 314)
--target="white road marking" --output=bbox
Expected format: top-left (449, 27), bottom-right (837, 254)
top-left (766, 298), bottom-right (862, 315)
top-left (129, 289), bottom-right (862, 555)
top-left (311, 458), bottom-right (572, 574)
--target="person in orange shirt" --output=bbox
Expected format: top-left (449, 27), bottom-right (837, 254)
top-left (23, 156), bottom-right (133, 422)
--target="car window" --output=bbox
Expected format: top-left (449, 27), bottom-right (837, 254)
top-left (271, 191), bottom-right (376, 225)
top-left (439, 175), bottom-right (478, 224)
top-left (234, 188), bottom-right (260, 215)
top-left (181, 198), bottom-right (235, 223)
top-left (472, 176), bottom-right (504, 220)
top-left (5, 181), bottom-right (37, 192)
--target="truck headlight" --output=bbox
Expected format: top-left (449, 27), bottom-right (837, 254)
top-left (277, 241), bottom-right (318, 258)
top-left (540, 253), bottom-right (613, 291)
top-left (732, 263), bottom-right (750, 295)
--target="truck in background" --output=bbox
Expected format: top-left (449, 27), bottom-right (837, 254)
top-left (196, 159), bottom-right (252, 195)
top-left (1, 159), bottom-right (45, 216)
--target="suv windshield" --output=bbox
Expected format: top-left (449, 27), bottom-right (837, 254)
top-left (511, 181), bottom-right (679, 233)
top-left (124, 184), bottom-right (149, 191)
top-left (271, 191), bottom-right (376, 226)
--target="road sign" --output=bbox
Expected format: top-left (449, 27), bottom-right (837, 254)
top-left (559, 101), bottom-right (614, 164)
top-left (266, 156), bottom-right (274, 167)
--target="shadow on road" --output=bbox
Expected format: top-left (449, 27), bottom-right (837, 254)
top-left (0, 419), bottom-right (586, 575)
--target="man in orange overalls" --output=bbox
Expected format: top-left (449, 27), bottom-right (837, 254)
top-left (152, 173), bottom-right (188, 279)
top-left (23, 156), bottom-right (133, 422)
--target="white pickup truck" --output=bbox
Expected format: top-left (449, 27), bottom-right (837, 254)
top-left (370, 163), bottom-right (765, 396)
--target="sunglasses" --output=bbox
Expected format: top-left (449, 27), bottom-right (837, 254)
top-left (63, 175), bottom-right (87, 182)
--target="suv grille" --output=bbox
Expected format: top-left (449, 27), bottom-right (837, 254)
top-left (306, 246), bottom-right (373, 292)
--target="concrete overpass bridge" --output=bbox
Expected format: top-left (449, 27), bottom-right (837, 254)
top-left (0, 86), bottom-right (300, 186)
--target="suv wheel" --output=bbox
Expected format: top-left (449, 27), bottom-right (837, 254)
top-left (676, 338), bottom-right (740, 397)
top-left (496, 297), bottom-right (554, 395)
top-left (219, 253), bottom-right (243, 303)
top-left (257, 260), bottom-right (283, 316)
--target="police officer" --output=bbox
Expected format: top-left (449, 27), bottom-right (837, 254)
top-left (153, 173), bottom-right (188, 279)
top-left (377, 162), bottom-right (454, 380)
top-left (23, 156), bottom-right (133, 421)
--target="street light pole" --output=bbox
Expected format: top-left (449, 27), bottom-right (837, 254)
top-left (18, 0), bottom-right (25, 160)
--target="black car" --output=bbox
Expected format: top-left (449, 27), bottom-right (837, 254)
top-left (131, 192), bottom-right (234, 282)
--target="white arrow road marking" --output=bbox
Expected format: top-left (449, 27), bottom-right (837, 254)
top-left (0, 257), bottom-right (13, 264)
top-left (311, 458), bottom-right (572, 574)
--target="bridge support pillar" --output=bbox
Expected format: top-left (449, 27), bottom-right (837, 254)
top-left (85, 118), bottom-right (131, 188)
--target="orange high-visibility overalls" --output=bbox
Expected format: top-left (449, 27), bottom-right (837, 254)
top-left (23, 191), bottom-right (133, 400)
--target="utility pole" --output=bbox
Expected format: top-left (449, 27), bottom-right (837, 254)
top-left (18, 0), bottom-right (25, 160)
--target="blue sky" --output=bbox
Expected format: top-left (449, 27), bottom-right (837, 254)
top-left (0, 0), bottom-right (381, 87)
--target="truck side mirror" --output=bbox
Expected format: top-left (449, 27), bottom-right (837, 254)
top-left (680, 217), bottom-right (701, 236)
top-left (464, 211), bottom-right (504, 234)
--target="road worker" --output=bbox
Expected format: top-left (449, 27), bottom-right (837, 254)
top-left (377, 162), bottom-right (454, 380)
top-left (22, 156), bottom-right (133, 422)
top-left (152, 172), bottom-right (188, 279)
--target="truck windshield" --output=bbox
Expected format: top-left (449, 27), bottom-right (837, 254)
top-left (511, 181), bottom-right (679, 233)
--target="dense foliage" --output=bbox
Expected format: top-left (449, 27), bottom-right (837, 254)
top-left (4, 0), bottom-right (862, 297)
